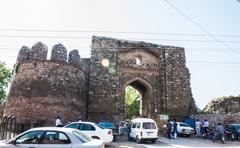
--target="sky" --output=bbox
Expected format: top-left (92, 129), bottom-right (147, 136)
top-left (0, 0), bottom-right (240, 109)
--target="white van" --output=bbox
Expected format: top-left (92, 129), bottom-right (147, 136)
top-left (128, 118), bottom-right (158, 143)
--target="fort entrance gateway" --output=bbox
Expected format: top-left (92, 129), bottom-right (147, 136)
top-left (4, 36), bottom-right (196, 125)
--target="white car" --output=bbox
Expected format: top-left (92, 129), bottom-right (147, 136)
top-left (0, 127), bottom-right (104, 148)
top-left (128, 118), bottom-right (158, 143)
top-left (65, 121), bottom-right (113, 143)
top-left (176, 122), bottom-right (195, 136)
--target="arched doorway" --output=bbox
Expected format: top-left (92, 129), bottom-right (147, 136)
top-left (125, 85), bottom-right (141, 119)
top-left (123, 77), bottom-right (153, 120)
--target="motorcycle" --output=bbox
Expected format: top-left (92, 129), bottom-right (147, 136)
top-left (216, 133), bottom-right (225, 144)
top-left (225, 130), bottom-right (237, 141)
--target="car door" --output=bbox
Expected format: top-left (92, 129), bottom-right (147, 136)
top-left (14, 130), bottom-right (43, 148)
top-left (79, 123), bottom-right (97, 139)
top-left (39, 131), bottom-right (72, 148)
top-left (129, 123), bottom-right (137, 138)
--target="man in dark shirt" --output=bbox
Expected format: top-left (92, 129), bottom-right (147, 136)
top-left (212, 123), bottom-right (225, 143)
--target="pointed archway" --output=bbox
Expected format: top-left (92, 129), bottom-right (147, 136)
top-left (123, 77), bottom-right (153, 119)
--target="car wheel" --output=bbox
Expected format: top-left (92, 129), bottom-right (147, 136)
top-left (136, 136), bottom-right (141, 144)
top-left (238, 136), bottom-right (240, 141)
top-left (152, 139), bottom-right (156, 143)
top-left (128, 134), bottom-right (132, 141)
top-left (113, 135), bottom-right (117, 142)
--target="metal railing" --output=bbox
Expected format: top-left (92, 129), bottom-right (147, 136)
top-left (0, 116), bottom-right (44, 140)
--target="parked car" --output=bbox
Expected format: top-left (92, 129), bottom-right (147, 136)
top-left (0, 127), bottom-right (105, 148)
top-left (128, 118), bottom-right (158, 143)
top-left (65, 121), bottom-right (113, 143)
top-left (98, 122), bottom-right (118, 141)
top-left (176, 122), bottom-right (195, 137)
top-left (118, 121), bottom-right (129, 136)
top-left (225, 123), bottom-right (240, 141)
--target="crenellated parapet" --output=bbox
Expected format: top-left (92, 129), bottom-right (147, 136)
top-left (5, 42), bottom-right (90, 125)
top-left (16, 42), bottom-right (85, 70)
top-left (4, 36), bottom-right (195, 125)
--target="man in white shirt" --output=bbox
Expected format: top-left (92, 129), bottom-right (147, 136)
top-left (55, 116), bottom-right (63, 127)
top-left (203, 119), bottom-right (209, 135)
top-left (195, 119), bottom-right (201, 136)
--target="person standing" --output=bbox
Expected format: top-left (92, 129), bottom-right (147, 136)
top-left (203, 119), bottom-right (209, 135)
top-left (212, 123), bottom-right (225, 143)
top-left (172, 119), bottom-right (178, 139)
top-left (166, 120), bottom-right (172, 139)
top-left (195, 119), bottom-right (202, 136)
top-left (55, 116), bottom-right (63, 127)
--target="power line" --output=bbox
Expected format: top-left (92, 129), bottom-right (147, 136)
top-left (0, 54), bottom-right (239, 65)
top-left (1, 34), bottom-right (240, 43)
top-left (0, 46), bottom-right (239, 52)
top-left (0, 47), bottom-right (238, 53)
top-left (188, 61), bottom-right (240, 64)
top-left (0, 35), bottom-right (91, 39)
top-left (1, 28), bottom-right (240, 37)
top-left (0, 45), bottom-right (239, 50)
top-left (165, 0), bottom-right (240, 55)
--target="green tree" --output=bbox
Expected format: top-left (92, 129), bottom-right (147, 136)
top-left (0, 62), bottom-right (11, 102)
top-left (125, 86), bottom-right (141, 118)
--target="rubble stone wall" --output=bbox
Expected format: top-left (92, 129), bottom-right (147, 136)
top-left (4, 36), bottom-right (196, 125)
top-left (4, 43), bottom-right (88, 125)
top-left (191, 113), bottom-right (240, 126)
top-left (203, 97), bottom-right (240, 113)
top-left (165, 46), bottom-right (196, 120)
top-left (88, 36), bottom-right (196, 122)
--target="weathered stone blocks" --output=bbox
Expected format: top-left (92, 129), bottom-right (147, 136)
top-left (4, 36), bottom-right (196, 125)
top-left (17, 46), bottom-right (30, 62)
top-left (51, 44), bottom-right (67, 61)
top-left (68, 50), bottom-right (80, 66)
top-left (30, 42), bottom-right (48, 60)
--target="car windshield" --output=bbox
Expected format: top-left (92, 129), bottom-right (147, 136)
top-left (94, 123), bottom-right (104, 129)
top-left (233, 124), bottom-right (240, 131)
top-left (98, 122), bottom-right (116, 129)
top-left (72, 130), bottom-right (92, 143)
top-left (143, 122), bottom-right (156, 129)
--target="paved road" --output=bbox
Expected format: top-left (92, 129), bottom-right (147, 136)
top-left (107, 136), bottom-right (240, 148)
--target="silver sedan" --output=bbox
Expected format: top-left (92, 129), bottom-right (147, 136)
top-left (0, 127), bottom-right (105, 148)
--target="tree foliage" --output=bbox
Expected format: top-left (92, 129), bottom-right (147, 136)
top-left (0, 62), bottom-right (11, 102)
top-left (125, 86), bottom-right (141, 119)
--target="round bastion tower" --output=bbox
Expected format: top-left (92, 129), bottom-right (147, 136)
top-left (4, 42), bottom-right (89, 126)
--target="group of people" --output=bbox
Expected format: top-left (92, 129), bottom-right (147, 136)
top-left (195, 119), bottom-right (225, 143)
top-left (166, 119), bottom-right (178, 139)
top-left (165, 118), bottom-right (225, 143)
top-left (195, 119), bottom-right (209, 136)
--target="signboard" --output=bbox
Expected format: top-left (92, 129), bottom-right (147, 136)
top-left (159, 114), bottom-right (169, 121)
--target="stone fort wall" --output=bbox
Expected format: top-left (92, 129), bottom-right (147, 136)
top-left (3, 36), bottom-right (196, 125)
top-left (88, 36), bottom-right (196, 122)
top-left (4, 42), bottom-right (89, 125)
